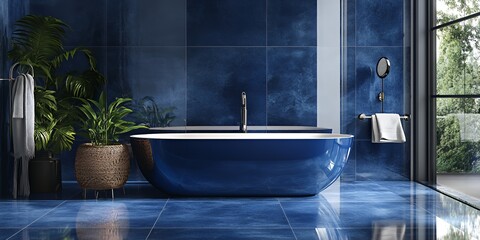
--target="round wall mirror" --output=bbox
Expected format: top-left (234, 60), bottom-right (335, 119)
top-left (376, 57), bottom-right (390, 78)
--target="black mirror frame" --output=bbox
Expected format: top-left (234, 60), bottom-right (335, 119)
top-left (376, 57), bottom-right (391, 79)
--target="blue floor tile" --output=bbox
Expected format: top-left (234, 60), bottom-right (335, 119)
top-left (28, 200), bottom-right (166, 229)
top-left (375, 180), bottom-right (444, 200)
top-left (0, 229), bottom-right (22, 239)
top-left (293, 228), bottom-right (348, 240)
top-left (155, 200), bottom-right (289, 228)
top-left (280, 200), bottom-right (436, 229)
top-left (338, 201), bottom-right (435, 228)
top-left (8, 227), bottom-right (151, 240)
top-left (1, 181), bottom-right (479, 240)
top-left (148, 228), bottom-right (296, 240)
top-left (279, 201), bottom-right (344, 229)
top-left (278, 182), bottom-right (405, 202)
top-left (0, 201), bottom-right (64, 228)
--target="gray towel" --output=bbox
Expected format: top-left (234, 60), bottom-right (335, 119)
top-left (12, 73), bottom-right (35, 198)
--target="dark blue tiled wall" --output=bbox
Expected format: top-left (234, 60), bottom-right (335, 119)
top-left (341, 0), bottom-right (411, 180)
top-left (267, 47), bottom-right (317, 126)
top-left (0, 0), bottom-right (29, 196)
top-left (107, 0), bottom-right (186, 46)
top-left (0, 0), bottom-right (8, 197)
top-left (267, 0), bottom-right (317, 46)
top-left (187, 0), bottom-right (266, 46)
top-left (187, 47), bottom-right (267, 126)
top-left (30, 0), bottom-right (106, 47)
top-left (29, 0), bottom-right (318, 181)
top-left (27, 0), bottom-right (411, 183)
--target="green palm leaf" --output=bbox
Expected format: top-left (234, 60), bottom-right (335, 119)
top-left (78, 91), bottom-right (146, 145)
top-left (34, 120), bottom-right (56, 150)
top-left (50, 125), bottom-right (75, 153)
top-left (9, 15), bottom-right (68, 83)
top-left (8, 15), bottom-right (107, 155)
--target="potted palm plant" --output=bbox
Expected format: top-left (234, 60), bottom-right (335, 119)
top-left (75, 92), bottom-right (146, 195)
top-left (8, 15), bottom-right (105, 193)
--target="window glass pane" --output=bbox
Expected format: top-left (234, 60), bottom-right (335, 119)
top-left (435, 22), bottom-right (466, 95)
top-left (436, 98), bottom-right (480, 173)
top-left (435, 17), bottom-right (480, 95)
top-left (436, 0), bottom-right (480, 26)
top-left (463, 17), bottom-right (480, 94)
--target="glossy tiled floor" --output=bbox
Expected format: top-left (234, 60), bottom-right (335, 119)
top-left (0, 180), bottom-right (479, 239)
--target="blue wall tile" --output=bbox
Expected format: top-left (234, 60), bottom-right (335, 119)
top-left (107, 0), bottom-right (185, 46)
top-left (267, 47), bottom-right (316, 126)
top-left (187, 0), bottom-right (266, 46)
top-left (0, 0), bottom-right (9, 196)
top-left (187, 47), bottom-right (266, 126)
top-left (355, 0), bottom-right (404, 46)
top-left (267, 0), bottom-right (316, 46)
top-left (107, 47), bottom-right (187, 126)
top-left (344, 0), bottom-right (410, 180)
top-left (354, 47), bottom-right (404, 140)
top-left (355, 140), bottom-right (409, 180)
top-left (30, 0), bottom-right (107, 47)
top-left (346, 0), bottom-right (356, 46)
top-left (340, 46), bottom-right (356, 173)
top-left (341, 47), bottom-right (356, 135)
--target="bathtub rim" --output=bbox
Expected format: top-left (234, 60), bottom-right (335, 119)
top-left (130, 133), bottom-right (354, 140)
top-left (148, 125), bottom-right (332, 132)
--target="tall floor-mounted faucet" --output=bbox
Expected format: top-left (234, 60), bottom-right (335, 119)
top-left (240, 92), bottom-right (247, 133)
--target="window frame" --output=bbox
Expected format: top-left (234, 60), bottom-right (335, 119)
top-left (429, 2), bottom-right (480, 180)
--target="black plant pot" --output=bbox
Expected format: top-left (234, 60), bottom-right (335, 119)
top-left (29, 152), bottom-right (62, 193)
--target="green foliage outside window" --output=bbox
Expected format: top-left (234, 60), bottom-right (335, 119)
top-left (436, 0), bottom-right (480, 173)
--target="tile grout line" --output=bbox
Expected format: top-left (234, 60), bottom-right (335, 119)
top-left (6, 200), bottom-right (67, 240)
top-left (277, 200), bottom-right (298, 240)
top-left (145, 198), bottom-right (170, 240)
top-left (104, 0), bottom-right (109, 102)
top-left (184, 0), bottom-right (188, 126)
top-left (265, 0), bottom-right (268, 126)
top-left (353, 0), bottom-right (358, 181)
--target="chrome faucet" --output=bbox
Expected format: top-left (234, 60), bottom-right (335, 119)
top-left (240, 92), bottom-right (247, 133)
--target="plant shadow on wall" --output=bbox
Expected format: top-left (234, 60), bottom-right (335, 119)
top-left (132, 96), bottom-right (176, 128)
top-left (8, 15), bottom-right (105, 192)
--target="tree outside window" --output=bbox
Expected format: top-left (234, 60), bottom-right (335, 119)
top-left (435, 0), bottom-right (480, 173)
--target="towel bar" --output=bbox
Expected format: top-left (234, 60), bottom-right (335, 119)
top-left (358, 113), bottom-right (410, 121)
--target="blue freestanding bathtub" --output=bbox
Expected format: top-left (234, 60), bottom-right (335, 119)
top-left (130, 131), bottom-right (353, 196)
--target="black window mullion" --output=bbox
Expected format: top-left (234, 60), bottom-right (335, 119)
top-left (432, 11), bottom-right (480, 30)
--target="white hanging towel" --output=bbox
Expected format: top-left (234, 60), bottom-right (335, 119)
top-left (371, 113), bottom-right (406, 143)
top-left (12, 73), bottom-right (35, 198)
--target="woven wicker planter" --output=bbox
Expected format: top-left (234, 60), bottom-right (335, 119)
top-left (75, 143), bottom-right (130, 190)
